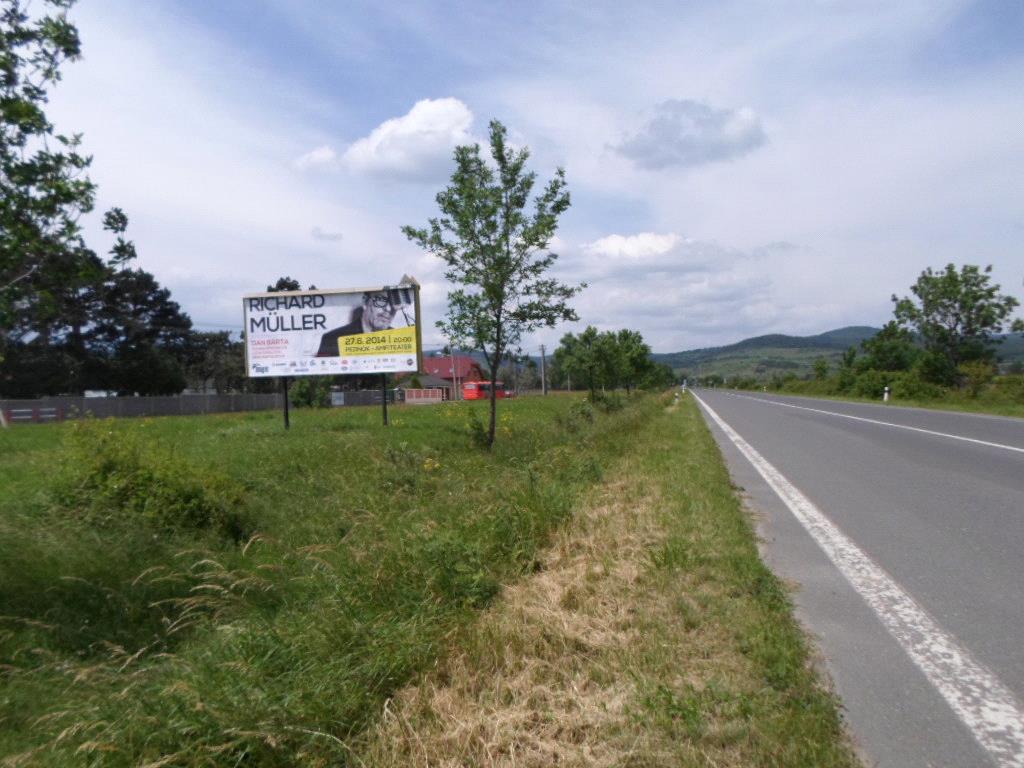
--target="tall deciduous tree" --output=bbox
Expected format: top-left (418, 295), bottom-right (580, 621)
top-left (555, 327), bottom-right (608, 397)
top-left (0, 0), bottom-right (187, 397)
top-left (0, 0), bottom-right (97, 347)
top-left (182, 331), bottom-right (244, 393)
top-left (403, 120), bottom-right (582, 447)
top-left (615, 328), bottom-right (654, 391)
top-left (555, 326), bottom-right (665, 395)
top-left (859, 320), bottom-right (919, 372)
top-left (892, 264), bottom-right (1023, 385)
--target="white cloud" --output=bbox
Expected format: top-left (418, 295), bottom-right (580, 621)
top-left (615, 99), bottom-right (766, 170)
top-left (568, 232), bottom-right (738, 285)
top-left (584, 232), bottom-right (680, 259)
top-left (340, 97), bottom-right (474, 180)
top-left (311, 226), bottom-right (343, 241)
top-left (294, 145), bottom-right (338, 170)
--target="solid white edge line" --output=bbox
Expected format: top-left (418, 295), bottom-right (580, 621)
top-left (730, 393), bottom-right (1024, 455)
top-left (692, 391), bottom-right (1024, 768)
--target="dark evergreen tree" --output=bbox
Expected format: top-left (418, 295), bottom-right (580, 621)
top-left (267, 276), bottom-right (301, 292)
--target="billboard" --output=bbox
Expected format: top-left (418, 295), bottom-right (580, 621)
top-left (243, 281), bottom-right (422, 378)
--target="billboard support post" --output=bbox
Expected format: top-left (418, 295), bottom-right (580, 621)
top-left (282, 376), bottom-right (290, 430)
top-left (380, 373), bottom-right (389, 426)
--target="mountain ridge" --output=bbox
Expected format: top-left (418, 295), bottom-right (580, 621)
top-left (651, 326), bottom-right (880, 372)
top-left (652, 325), bottom-right (1024, 378)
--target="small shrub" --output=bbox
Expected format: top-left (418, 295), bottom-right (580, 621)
top-left (851, 369), bottom-right (889, 399)
top-left (556, 398), bottom-right (595, 433)
top-left (464, 408), bottom-right (490, 448)
top-left (289, 377), bottom-right (332, 407)
top-left (889, 371), bottom-right (945, 400)
top-left (957, 360), bottom-right (996, 398)
top-left (590, 391), bottom-right (624, 413)
top-left (422, 533), bottom-right (500, 607)
top-left (54, 420), bottom-right (252, 542)
top-left (990, 374), bottom-right (1024, 403)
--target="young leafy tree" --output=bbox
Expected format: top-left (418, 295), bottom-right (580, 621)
top-left (555, 326), bottom-right (604, 397)
top-left (403, 119), bottom-right (582, 447)
top-left (858, 320), bottom-right (919, 372)
top-left (892, 264), bottom-right (1023, 385)
top-left (615, 328), bottom-right (653, 391)
top-left (813, 356), bottom-right (830, 381)
top-left (640, 361), bottom-right (677, 390)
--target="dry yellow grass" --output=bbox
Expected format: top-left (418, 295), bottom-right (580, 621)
top-left (359, 480), bottom-right (662, 767)
top-left (354, 398), bottom-right (858, 768)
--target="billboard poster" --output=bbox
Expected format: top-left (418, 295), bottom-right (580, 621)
top-left (242, 282), bottom-right (421, 378)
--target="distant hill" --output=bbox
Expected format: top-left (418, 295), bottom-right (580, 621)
top-left (651, 326), bottom-right (880, 378)
top-left (652, 325), bottom-right (1024, 380)
top-left (996, 333), bottom-right (1024, 366)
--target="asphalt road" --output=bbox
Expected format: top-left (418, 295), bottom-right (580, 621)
top-left (691, 390), bottom-right (1024, 768)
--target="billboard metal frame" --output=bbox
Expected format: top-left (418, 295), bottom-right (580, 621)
top-left (241, 278), bottom-right (423, 379)
top-left (242, 277), bottom-right (422, 429)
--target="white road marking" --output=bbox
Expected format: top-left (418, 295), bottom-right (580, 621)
top-left (729, 392), bottom-right (1024, 455)
top-left (693, 392), bottom-right (1024, 768)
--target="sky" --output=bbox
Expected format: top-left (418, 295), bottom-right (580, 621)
top-left (46, 0), bottom-right (1024, 353)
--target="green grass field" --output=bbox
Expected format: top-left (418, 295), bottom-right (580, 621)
top-left (0, 395), bottom-right (856, 766)
top-left (0, 396), bottom-right (654, 765)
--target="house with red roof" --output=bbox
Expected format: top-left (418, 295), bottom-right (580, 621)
top-left (413, 354), bottom-right (485, 400)
top-left (421, 354), bottom-right (485, 383)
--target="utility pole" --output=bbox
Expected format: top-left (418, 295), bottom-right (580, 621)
top-left (449, 345), bottom-right (459, 401)
top-left (282, 376), bottom-right (290, 430)
top-left (540, 344), bottom-right (548, 395)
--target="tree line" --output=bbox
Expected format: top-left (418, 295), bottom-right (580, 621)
top-left (729, 264), bottom-right (1023, 400)
top-left (551, 326), bottom-right (675, 395)
top-left (0, 1), bottom-right (237, 397)
top-left (0, 2), bottom-right (289, 399)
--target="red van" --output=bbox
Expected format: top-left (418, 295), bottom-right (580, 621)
top-left (461, 381), bottom-right (507, 400)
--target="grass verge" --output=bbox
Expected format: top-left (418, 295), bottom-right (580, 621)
top-left (353, 395), bottom-right (859, 767)
top-left (762, 380), bottom-right (1024, 419)
top-left (0, 395), bottom-right (652, 766)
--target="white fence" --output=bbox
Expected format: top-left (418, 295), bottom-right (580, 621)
top-left (403, 388), bottom-right (446, 405)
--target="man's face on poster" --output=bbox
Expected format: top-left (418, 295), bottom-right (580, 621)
top-left (363, 291), bottom-right (397, 331)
